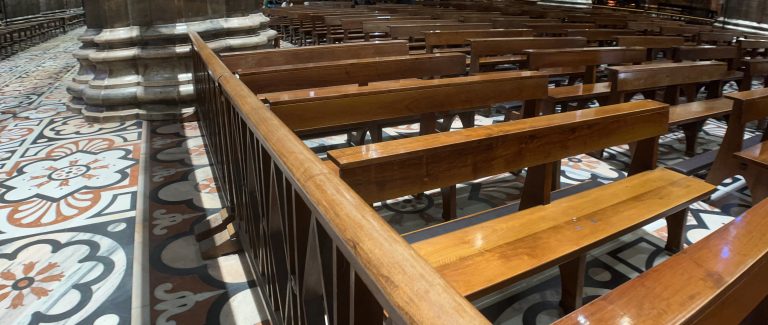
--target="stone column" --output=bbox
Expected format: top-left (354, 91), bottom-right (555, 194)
top-left (67, 0), bottom-right (276, 121)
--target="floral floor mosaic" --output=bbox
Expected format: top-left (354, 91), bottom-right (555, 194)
top-left (0, 29), bottom-right (761, 325)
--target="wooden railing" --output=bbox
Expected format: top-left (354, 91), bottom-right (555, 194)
top-left (189, 31), bottom-right (488, 325)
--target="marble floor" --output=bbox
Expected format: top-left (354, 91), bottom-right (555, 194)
top-left (0, 29), bottom-right (760, 325)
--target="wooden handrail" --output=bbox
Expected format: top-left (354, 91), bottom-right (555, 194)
top-left (189, 31), bottom-right (488, 324)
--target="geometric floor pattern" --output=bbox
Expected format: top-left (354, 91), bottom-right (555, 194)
top-left (0, 30), bottom-right (760, 324)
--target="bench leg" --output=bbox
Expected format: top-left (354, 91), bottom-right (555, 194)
top-left (458, 112), bottom-right (475, 129)
top-left (665, 209), bottom-right (688, 254)
top-left (420, 113), bottom-right (438, 135)
top-left (440, 185), bottom-right (457, 221)
top-left (559, 254), bottom-right (586, 313)
top-left (744, 168), bottom-right (768, 207)
top-left (680, 121), bottom-right (705, 157)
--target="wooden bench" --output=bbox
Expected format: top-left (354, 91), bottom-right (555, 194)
top-left (707, 88), bottom-right (768, 205)
top-left (468, 37), bottom-right (588, 74)
top-left (565, 29), bottom-right (639, 46)
top-left (328, 100), bottom-right (714, 311)
top-left (388, 23), bottom-right (492, 49)
top-left (524, 23), bottom-right (596, 36)
top-left (362, 19), bottom-right (456, 41)
top-left (236, 53), bottom-right (468, 93)
top-left (616, 36), bottom-right (686, 60)
top-left (554, 197), bottom-right (768, 325)
top-left (607, 61), bottom-right (733, 156)
top-left (525, 47), bottom-right (647, 115)
top-left (423, 29), bottom-right (534, 54)
top-left (698, 31), bottom-right (740, 46)
top-left (337, 16), bottom-right (432, 43)
top-left (491, 18), bottom-right (559, 29)
top-left (220, 40), bottom-right (409, 72)
top-left (263, 71), bottom-right (548, 139)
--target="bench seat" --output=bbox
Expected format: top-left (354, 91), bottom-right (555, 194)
top-left (547, 82), bottom-right (612, 102)
top-left (412, 168), bottom-right (714, 300)
top-left (735, 141), bottom-right (768, 169)
top-left (668, 97), bottom-right (733, 126)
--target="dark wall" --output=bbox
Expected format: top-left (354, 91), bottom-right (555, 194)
top-left (5, 0), bottom-right (80, 19)
top-left (723, 0), bottom-right (768, 24)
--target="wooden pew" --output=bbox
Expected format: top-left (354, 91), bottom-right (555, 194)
top-left (423, 29), bottom-right (534, 54)
top-left (388, 23), bottom-right (492, 49)
top-left (491, 18), bottom-right (559, 29)
top-left (698, 31), bottom-right (740, 46)
top-left (707, 88), bottom-right (768, 205)
top-left (525, 47), bottom-right (647, 115)
top-left (554, 197), bottom-right (768, 325)
top-left (565, 29), bottom-right (639, 46)
top-left (468, 37), bottom-right (588, 73)
top-left (262, 71), bottom-right (548, 139)
top-left (328, 100), bottom-right (714, 311)
top-left (220, 40), bottom-right (409, 72)
top-left (337, 16), bottom-right (432, 42)
top-left (524, 23), bottom-right (596, 36)
top-left (362, 19), bottom-right (456, 41)
top-left (738, 40), bottom-right (768, 91)
top-left (236, 53), bottom-right (468, 93)
top-left (607, 61), bottom-right (733, 156)
top-left (616, 36), bottom-right (685, 60)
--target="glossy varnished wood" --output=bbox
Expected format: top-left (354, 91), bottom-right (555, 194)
top-left (388, 23), bottom-right (492, 39)
top-left (735, 141), bottom-right (768, 169)
top-left (265, 71), bottom-right (549, 135)
top-left (238, 53), bottom-right (467, 93)
top-left (607, 61), bottom-right (727, 92)
top-left (424, 29), bottom-right (534, 53)
top-left (554, 198), bottom-right (768, 325)
top-left (221, 40), bottom-right (409, 72)
top-left (328, 100), bottom-right (669, 203)
top-left (413, 168), bottom-right (713, 299)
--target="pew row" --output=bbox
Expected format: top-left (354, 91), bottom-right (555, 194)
top-left (327, 100), bottom-right (715, 311)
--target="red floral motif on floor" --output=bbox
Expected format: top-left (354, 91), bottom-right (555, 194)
top-left (0, 261), bottom-right (64, 309)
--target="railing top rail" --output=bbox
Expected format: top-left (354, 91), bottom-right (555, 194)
top-left (189, 31), bottom-right (488, 324)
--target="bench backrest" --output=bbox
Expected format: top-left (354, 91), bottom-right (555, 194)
top-left (565, 29), bottom-right (639, 42)
top-left (615, 36), bottom-right (685, 49)
top-left (607, 61), bottom-right (728, 104)
top-left (221, 41), bottom-right (409, 72)
top-left (469, 37), bottom-right (588, 73)
top-left (660, 25), bottom-right (702, 36)
top-left (328, 100), bottom-right (669, 204)
top-left (673, 45), bottom-right (739, 69)
top-left (526, 47), bottom-right (647, 83)
top-left (324, 13), bottom-right (388, 26)
top-left (491, 18), bottom-right (559, 29)
top-left (267, 71), bottom-right (549, 135)
top-left (708, 88), bottom-right (768, 185)
top-left (362, 19), bottom-right (456, 34)
top-left (237, 53), bottom-right (468, 93)
top-left (524, 23), bottom-right (596, 35)
top-left (738, 39), bottom-right (768, 58)
top-left (424, 29), bottom-right (534, 52)
top-left (698, 31), bottom-right (739, 45)
top-left (389, 23), bottom-right (493, 40)
top-left (461, 14), bottom-right (517, 23)
top-left (339, 16), bottom-right (432, 30)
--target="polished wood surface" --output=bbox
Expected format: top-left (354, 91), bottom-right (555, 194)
top-left (608, 61), bottom-right (727, 93)
top-left (565, 28), bottom-right (639, 42)
top-left (554, 198), bottom-right (768, 325)
top-left (414, 168), bottom-right (713, 299)
top-left (424, 29), bottom-right (534, 53)
top-left (616, 35), bottom-right (686, 48)
top-left (469, 37), bottom-right (588, 73)
top-left (328, 100), bottom-right (669, 203)
top-left (221, 40), bottom-right (409, 72)
top-left (362, 19), bottom-right (456, 34)
top-left (491, 18), bottom-right (559, 29)
top-left (190, 30), bottom-right (490, 325)
top-left (238, 53), bottom-right (467, 93)
top-left (266, 71), bottom-right (548, 135)
top-left (669, 98), bottom-right (734, 126)
top-left (735, 141), bottom-right (768, 169)
top-left (389, 23), bottom-right (492, 39)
